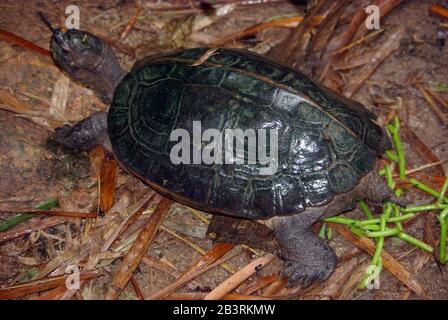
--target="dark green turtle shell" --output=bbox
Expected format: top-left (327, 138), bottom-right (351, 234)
top-left (108, 48), bottom-right (390, 219)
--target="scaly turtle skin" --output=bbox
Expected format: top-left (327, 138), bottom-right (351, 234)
top-left (48, 27), bottom-right (402, 287)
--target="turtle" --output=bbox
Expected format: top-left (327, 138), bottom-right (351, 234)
top-left (42, 17), bottom-right (403, 287)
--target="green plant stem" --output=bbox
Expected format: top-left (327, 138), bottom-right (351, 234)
top-left (409, 178), bottom-right (448, 203)
top-left (402, 203), bottom-right (447, 213)
top-left (356, 213), bottom-right (415, 225)
top-left (319, 223), bottom-right (327, 239)
top-left (393, 204), bottom-right (403, 231)
top-left (326, 225), bottom-right (332, 240)
top-left (396, 232), bottom-right (433, 253)
top-left (359, 200), bottom-right (373, 219)
top-left (371, 204), bottom-right (392, 266)
top-left (439, 208), bottom-right (448, 263)
top-left (385, 150), bottom-right (399, 162)
top-left (365, 228), bottom-right (401, 238)
top-left (438, 177), bottom-right (448, 203)
top-left (322, 218), bottom-right (380, 231)
top-left (372, 218), bottom-right (386, 266)
top-left (323, 216), bottom-right (355, 225)
top-left (324, 213), bottom-right (417, 228)
top-left (0, 198), bottom-right (59, 232)
top-left (385, 165), bottom-right (395, 190)
top-left (387, 117), bottom-right (406, 180)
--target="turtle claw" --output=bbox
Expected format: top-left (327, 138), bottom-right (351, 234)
top-left (54, 124), bottom-right (78, 149)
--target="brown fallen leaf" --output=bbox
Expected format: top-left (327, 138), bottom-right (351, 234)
top-left (343, 27), bottom-right (405, 97)
top-left (430, 4), bottom-right (448, 20)
top-left (307, 0), bottom-right (352, 77)
top-left (105, 197), bottom-right (172, 299)
top-left (204, 253), bottom-right (276, 300)
top-left (147, 243), bottom-right (237, 300)
top-left (165, 292), bottom-right (272, 300)
top-left (49, 75), bottom-right (70, 123)
top-left (0, 89), bottom-right (63, 130)
top-left (0, 256), bottom-right (19, 283)
top-left (0, 89), bottom-right (34, 116)
top-left (130, 275), bottom-right (145, 300)
top-left (0, 270), bottom-right (101, 300)
top-left (322, 0), bottom-right (379, 78)
top-left (262, 277), bottom-right (288, 297)
top-left (0, 216), bottom-right (66, 244)
top-left (89, 146), bottom-right (106, 177)
top-left (338, 259), bottom-right (371, 299)
top-left (99, 152), bottom-right (118, 213)
top-left (400, 124), bottom-right (445, 177)
top-left (102, 191), bottom-right (156, 252)
top-left (213, 15), bottom-right (324, 47)
top-left (415, 83), bottom-right (448, 126)
top-left (399, 252), bottom-right (432, 299)
top-left (239, 273), bottom-right (279, 295)
top-left (31, 286), bottom-right (67, 300)
top-left (332, 29), bottom-right (385, 56)
top-left (141, 255), bottom-right (205, 291)
top-left (428, 89), bottom-right (448, 113)
top-left (268, 0), bottom-right (328, 67)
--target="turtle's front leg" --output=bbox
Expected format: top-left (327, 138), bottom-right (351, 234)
top-left (54, 111), bottom-right (109, 151)
top-left (272, 215), bottom-right (337, 288)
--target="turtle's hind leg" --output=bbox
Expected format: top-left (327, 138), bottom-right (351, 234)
top-left (271, 214), bottom-right (337, 288)
top-left (207, 215), bottom-right (279, 254)
top-left (54, 111), bottom-right (109, 151)
top-left (207, 215), bottom-right (336, 287)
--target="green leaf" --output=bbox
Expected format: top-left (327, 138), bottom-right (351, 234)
top-left (0, 198), bottom-right (59, 232)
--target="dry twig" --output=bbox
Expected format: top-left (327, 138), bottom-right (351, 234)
top-left (0, 29), bottom-right (51, 56)
top-left (119, 1), bottom-right (142, 41)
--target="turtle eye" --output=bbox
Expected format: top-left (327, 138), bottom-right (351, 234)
top-left (80, 34), bottom-right (98, 50)
top-left (75, 33), bottom-right (90, 48)
top-left (81, 34), bottom-right (88, 45)
top-left (66, 31), bottom-right (91, 49)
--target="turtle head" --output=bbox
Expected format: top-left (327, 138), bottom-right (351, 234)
top-left (50, 28), bottom-right (105, 77)
top-left (39, 13), bottom-right (126, 104)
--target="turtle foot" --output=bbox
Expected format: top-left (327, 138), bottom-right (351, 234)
top-left (273, 216), bottom-right (337, 288)
top-left (54, 112), bottom-right (108, 151)
top-left (281, 249), bottom-right (336, 288)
